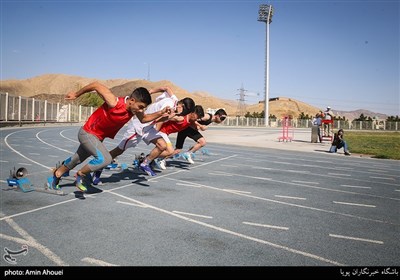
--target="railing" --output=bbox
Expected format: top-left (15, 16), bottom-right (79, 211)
top-left (1, 92), bottom-right (398, 130)
top-left (0, 92), bottom-right (94, 126)
top-left (219, 116), bottom-right (399, 131)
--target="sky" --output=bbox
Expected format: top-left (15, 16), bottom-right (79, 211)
top-left (1, 0), bottom-right (399, 116)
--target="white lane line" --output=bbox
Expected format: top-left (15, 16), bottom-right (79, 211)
top-left (243, 221), bottom-right (289, 231)
top-left (117, 201), bottom-right (147, 208)
top-left (395, 190), bottom-right (400, 192)
top-left (329, 234), bottom-right (383, 244)
top-left (222, 188), bottom-right (252, 194)
top-left (234, 161), bottom-right (399, 187)
top-left (0, 160), bottom-right (8, 163)
top-left (81, 257), bottom-right (118, 266)
top-left (110, 191), bottom-right (344, 266)
top-left (172, 211), bottom-right (213, 219)
top-left (209, 172), bottom-right (234, 176)
top-left (36, 130), bottom-right (74, 154)
top-left (368, 169), bottom-right (388, 173)
top-left (1, 155), bottom-right (237, 221)
top-left (340, 185), bottom-right (371, 189)
top-left (274, 195), bottom-right (306, 200)
top-left (167, 177), bottom-right (397, 226)
top-left (333, 201), bottom-right (376, 208)
top-left (60, 129), bottom-right (80, 144)
top-left (28, 153), bottom-right (40, 156)
top-left (287, 170), bottom-right (310, 174)
top-left (292, 180), bottom-right (319, 185)
top-left (0, 196), bottom-right (79, 221)
top-left (251, 166), bottom-right (276, 171)
top-left (17, 162), bottom-right (32, 166)
top-left (2, 218), bottom-right (67, 265)
top-left (208, 170), bottom-right (400, 202)
top-left (328, 173), bottom-right (351, 177)
top-left (4, 131), bottom-right (53, 169)
top-left (176, 182), bottom-right (201, 188)
top-left (220, 164), bottom-right (239, 168)
top-left (369, 176), bottom-right (395, 181)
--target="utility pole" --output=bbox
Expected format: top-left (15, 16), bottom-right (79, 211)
top-left (236, 84), bottom-right (248, 117)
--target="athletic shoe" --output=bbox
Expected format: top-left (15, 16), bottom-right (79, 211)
top-left (75, 174), bottom-right (88, 192)
top-left (183, 152), bottom-right (194, 164)
top-left (47, 174), bottom-right (61, 190)
top-left (152, 158), bottom-right (161, 170)
top-left (92, 169), bottom-right (103, 185)
top-left (201, 148), bottom-right (211, 155)
top-left (173, 153), bottom-right (181, 159)
top-left (344, 151), bottom-right (351, 156)
top-left (157, 159), bottom-right (167, 170)
top-left (140, 163), bottom-right (156, 176)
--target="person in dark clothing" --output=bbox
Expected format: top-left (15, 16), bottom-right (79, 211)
top-left (329, 129), bottom-right (351, 156)
top-left (171, 108), bottom-right (227, 164)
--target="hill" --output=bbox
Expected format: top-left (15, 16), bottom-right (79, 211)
top-left (0, 74), bottom-right (387, 120)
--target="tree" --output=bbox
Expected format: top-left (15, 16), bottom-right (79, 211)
top-left (354, 113), bottom-right (371, 121)
top-left (298, 112), bottom-right (311, 120)
top-left (386, 115), bottom-right (400, 122)
top-left (77, 92), bottom-right (104, 107)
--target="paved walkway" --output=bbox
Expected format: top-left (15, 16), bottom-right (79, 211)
top-left (201, 126), bottom-right (353, 156)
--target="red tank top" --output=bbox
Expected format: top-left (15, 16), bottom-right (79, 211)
top-left (83, 96), bottom-right (133, 141)
top-left (160, 116), bottom-right (190, 135)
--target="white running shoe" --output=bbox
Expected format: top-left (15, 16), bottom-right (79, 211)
top-left (183, 152), bottom-right (194, 164)
top-left (159, 159), bottom-right (167, 170)
top-left (154, 158), bottom-right (167, 170)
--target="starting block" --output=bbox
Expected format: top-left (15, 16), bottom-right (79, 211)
top-left (105, 162), bottom-right (128, 171)
top-left (132, 153), bottom-right (146, 169)
top-left (7, 167), bottom-right (34, 193)
top-left (6, 166), bottom-right (67, 196)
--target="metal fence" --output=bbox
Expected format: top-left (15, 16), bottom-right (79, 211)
top-left (0, 92), bottom-right (93, 124)
top-left (221, 117), bottom-right (399, 130)
top-left (1, 92), bottom-right (399, 130)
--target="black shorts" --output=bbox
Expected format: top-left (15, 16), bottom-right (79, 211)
top-left (175, 127), bottom-right (203, 149)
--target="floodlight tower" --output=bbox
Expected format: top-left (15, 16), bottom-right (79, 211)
top-left (144, 62), bottom-right (151, 81)
top-left (258, 4), bottom-right (273, 127)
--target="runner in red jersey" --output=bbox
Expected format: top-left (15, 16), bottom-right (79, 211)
top-left (138, 105), bottom-right (204, 175)
top-left (159, 115), bottom-right (191, 135)
top-left (47, 81), bottom-right (171, 192)
top-left (83, 96), bottom-right (135, 141)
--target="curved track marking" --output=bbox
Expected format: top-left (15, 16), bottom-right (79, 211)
top-left (36, 130), bottom-right (74, 154)
top-left (5, 130), bottom-right (52, 169)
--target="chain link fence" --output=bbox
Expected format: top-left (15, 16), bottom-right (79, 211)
top-left (1, 92), bottom-right (398, 130)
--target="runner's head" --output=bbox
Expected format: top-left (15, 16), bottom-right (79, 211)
top-left (127, 87), bottom-right (152, 114)
top-left (189, 105), bottom-right (204, 122)
top-left (175, 97), bottom-right (195, 116)
top-left (213, 109), bottom-right (227, 124)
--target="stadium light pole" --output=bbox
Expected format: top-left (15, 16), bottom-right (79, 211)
top-left (258, 4), bottom-right (273, 127)
top-left (144, 62), bottom-right (151, 81)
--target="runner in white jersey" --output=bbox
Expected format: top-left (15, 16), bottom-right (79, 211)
top-left (122, 87), bottom-right (179, 147)
top-left (92, 87), bottom-right (195, 181)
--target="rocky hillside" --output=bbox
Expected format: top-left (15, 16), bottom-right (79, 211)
top-left (0, 74), bottom-right (387, 120)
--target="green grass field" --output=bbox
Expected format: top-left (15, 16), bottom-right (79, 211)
top-left (345, 131), bottom-right (400, 160)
